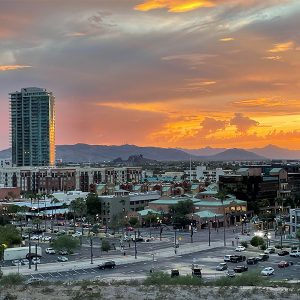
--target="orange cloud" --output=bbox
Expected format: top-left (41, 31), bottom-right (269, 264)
top-left (0, 65), bottom-right (32, 71)
top-left (262, 56), bottom-right (282, 61)
top-left (97, 101), bottom-right (171, 114)
top-left (135, 0), bottom-right (216, 12)
top-left (268, 41), bottom-right (295, 53)
top-left (230, 113), bottom-right (259, 132)
top-left (219, 37), bottom-right (234, 42)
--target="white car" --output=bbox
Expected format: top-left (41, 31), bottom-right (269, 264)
top-left (45, 248), bottom-right (56, 254)
top-left (290, 250), bottom-right (300, 257)
top-left (42, 236), bottom-right (52, 242)
top-left (235, 246), bottom-right (246, 252)
top-left (31, 257), bottom-right (41, 264)
top-left (31, 235), bottom-right (40, 240)
top-left (57, 256), bottom-right (68, 262)
top-left (261, 267), bottom-right (274, 276)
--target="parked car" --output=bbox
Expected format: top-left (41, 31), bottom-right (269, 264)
top-left (171, 269), bottom-right (180, 277)
top-left (98, 260), bottom-right (116, 270)
top-left (45, 248), bottom-right (56, 254)
top-left (261, 267), bottom-right (274, 276)
top-left (22, 234), bottom-right (29, 239)
top-left (31, 235), bottom-right (40, 240)
top-left (246, 257), bottom-right (259, 265)
top-left (21, 259), bottom-right (29, 265)
top-left (226, 270), bottom-right (236, 278)
top-left (58, 250), bottom-right (68, 255)
top-left (126, 227), bottom-right (134, 232)
top-left (290, 250), bottom-right (300, 257)
top-left (278, 261), bottom-right (291, 268)
top-left (278, 250), bottom-right (289, 256)
top-left (216, 263), bottom-right (228, 271)
top-left (42, 236), bottom-right (52, 242)
top-left (57, 256), bottom-right (69, 262)
top-left (224, 255), bottom-right (234, 262)
top-left (230, 255), bottom-right (246, 263)
top-left (233, 265), bottom-right (248, 273)
top-left (235, 246), bottom-right (246, 252)
top-left (264, 247), bottom-right (275, 254)
top-left (12, 259), bottom-right (23, 266)
top-left (256, 254), bottom-right (269, 261)
top-left (192, 266), bottom-right (202, 278)
top-left (31, 257), bottom-right (41, 264)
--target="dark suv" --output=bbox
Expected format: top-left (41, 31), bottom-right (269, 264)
top-left (98, 261), bottom-right (116, 270)
top-left (230, 255), bottom-right (246, 263)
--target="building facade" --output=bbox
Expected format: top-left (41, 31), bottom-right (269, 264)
top-left (0, 166), bottom-right (142, 194)
top-left (9, 87), bottom-right (55, 166)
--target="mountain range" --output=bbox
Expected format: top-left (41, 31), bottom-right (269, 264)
top-left (0, 143), bottom-right (262, 162)
top-left (0, 144), bottom-right (299, 162)
top-left (182, 144), bottom-right (300, 160)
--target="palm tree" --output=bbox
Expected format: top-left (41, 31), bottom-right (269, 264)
top-left (50, 197), bottom-right (60, 233)
top-left (69, 198), bottom-right (87, 239)
top-left (217, 191), bottom-right (227, 246)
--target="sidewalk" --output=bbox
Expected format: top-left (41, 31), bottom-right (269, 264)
top-left (1, 239), bottom-right (234, 276)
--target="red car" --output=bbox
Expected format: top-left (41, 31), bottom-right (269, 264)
top-left (278, 261), bottom-right (290, 268)
top-left (126, 227), bottom-right (134, 231)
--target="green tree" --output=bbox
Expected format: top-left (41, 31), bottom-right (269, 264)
top-left (69, 197), bottom-right (87, 234)
top-left (170, 200), bottom-right (194, 215)
top-left (128, 217), bottom-right (139, 227)
top-left (101, 239), bottom-right (111, 252)
top-left (51, 235), bottom-right (79, 253)
top-left (86, 193), bottom-right (101, 217)
top-left (250, 236), bottom-right (265, 247)
top-left (296, 229), bottom-right (300, 240)
top-left (0, 225), bottom-right (22, 247)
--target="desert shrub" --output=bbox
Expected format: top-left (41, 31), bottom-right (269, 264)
top-left (0, 274), bottom-right (25, 286)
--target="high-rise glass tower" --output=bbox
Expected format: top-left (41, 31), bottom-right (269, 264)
top-left (9, 87), bottom-right (55, 166)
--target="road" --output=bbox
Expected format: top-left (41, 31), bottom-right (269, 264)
top-left (21, 247), bottom-right (300, 282)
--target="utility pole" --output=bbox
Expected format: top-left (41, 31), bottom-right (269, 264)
top-left (190, 223), bottom-right (193, 243)
top-left (208, 221), bottom-right (211, 246)
top-left (90, 238), bottom-right (94, 264)
top-left (28, 231), bottom-right (32, 270)
top-left (35, 244), bottom-right (38, 271)
top-left (174, 230), bottom-right (177, 255)
top-left (159, 224), bottom-right (162, 241)
top-left (134, 231), bottom-right (137, 259)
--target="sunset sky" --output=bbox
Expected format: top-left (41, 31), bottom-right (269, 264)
top-left (0, 0), bottom-right (300, 150)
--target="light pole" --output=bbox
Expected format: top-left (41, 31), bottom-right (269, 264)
top-left (35, 244), bottom-right (38, 271)
top-left (190, 214), bottom-right (194, 243)
top-left (90, 237), bottom-right (94, 264)
top-left (208, 221), bottom-right (211, 246)
top-left (134, 231), bottom-right (137, 259)
top-left (28, 231), bottom-right (32, 270)
top-left (221, 199), bottom-right (226, 247)
top-left (174, 230), bottom-right (177, 255)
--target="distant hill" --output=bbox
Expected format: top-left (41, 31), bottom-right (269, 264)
top-left (207, 148), bottom-right (266, 161)
top-left (179, 146), bottom-right (226, 156)
top-left (250, 144), bottom-right (300, 160)
top-left (0, 148), bottom-right (11, 159)
top-left (55, 144), bottom-right (197, 162)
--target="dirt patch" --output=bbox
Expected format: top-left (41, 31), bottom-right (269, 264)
top-left (0, 284), bottom-right (300, 300)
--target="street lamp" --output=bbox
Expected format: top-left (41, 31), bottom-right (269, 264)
top-left (190, 214), bottom-right (194, 243)
top-left (90, 237), bottom-right (94, 264)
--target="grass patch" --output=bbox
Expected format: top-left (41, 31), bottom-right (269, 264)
top-left (0, 273), bottom-right (25, 286)
top-left (144, 271), bottom-right (203, 286)
top-left (210, 271), bottom-right (267, 287)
